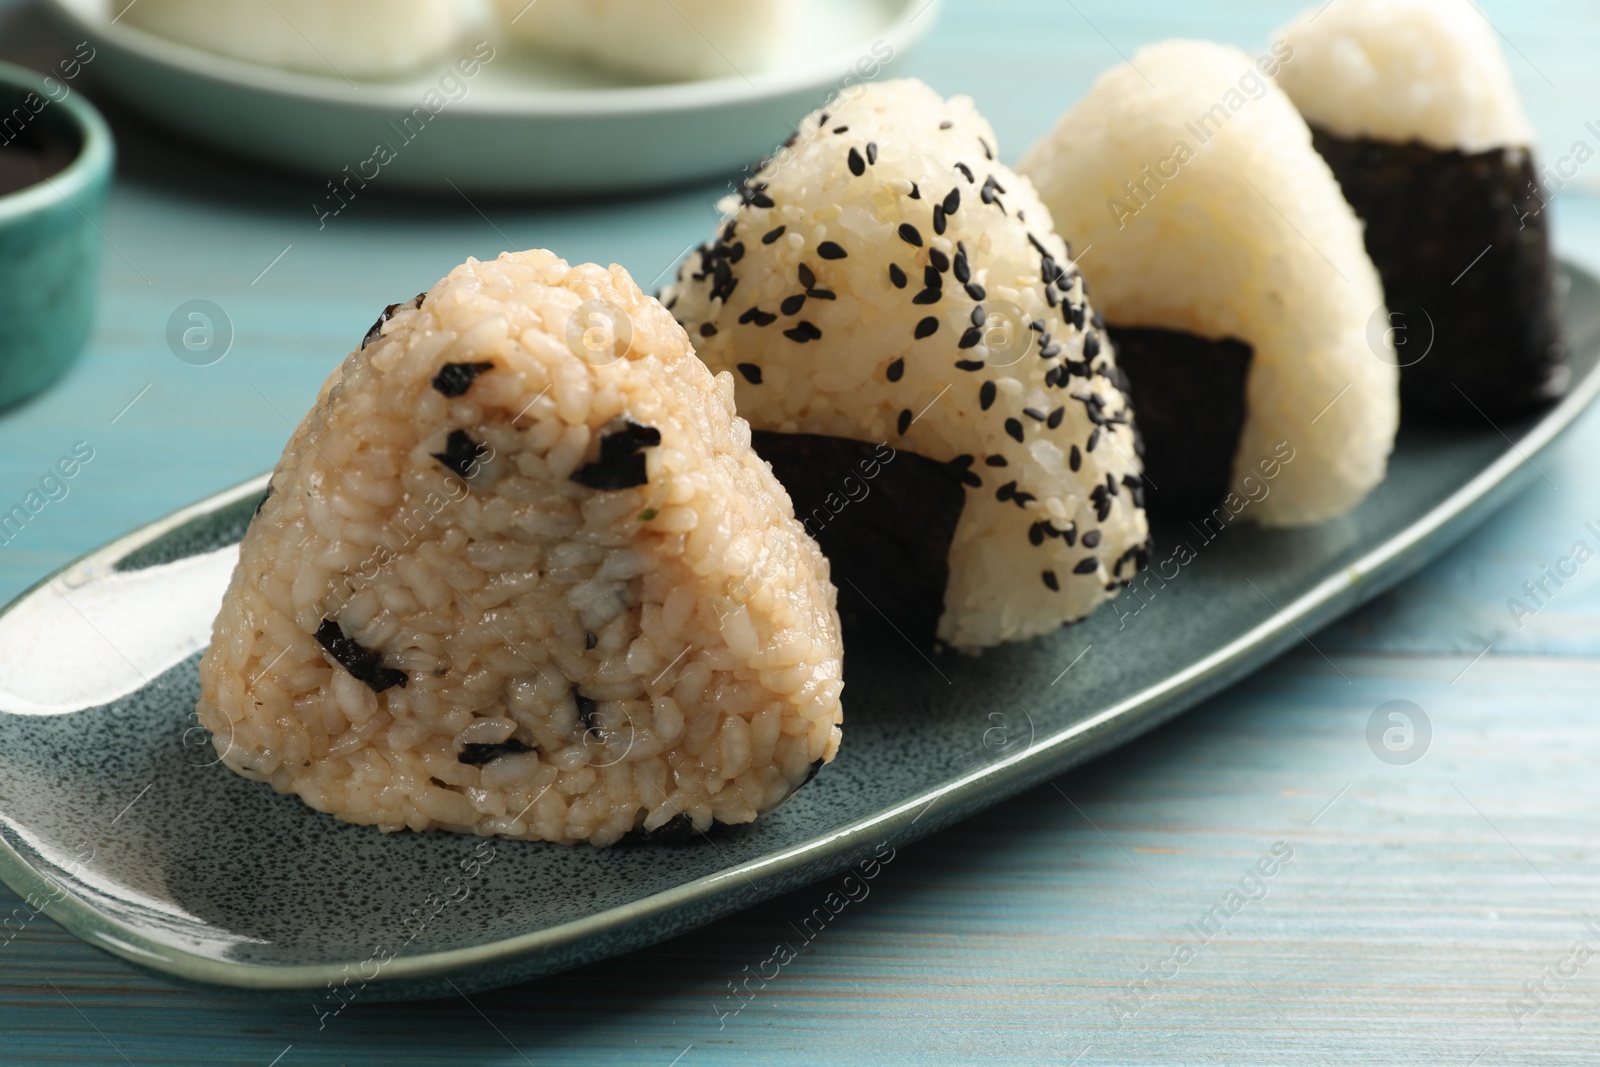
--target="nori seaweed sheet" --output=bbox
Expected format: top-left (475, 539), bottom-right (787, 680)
top-left (1310, 126), bottom-right (1568, 415)
top-left (1107, 326), bottom-right (1253, 517)
top-left (751, 431), bottom-right (966, 651)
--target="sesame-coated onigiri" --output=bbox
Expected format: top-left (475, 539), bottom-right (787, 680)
top-left (1021, 41), bottom-right (1399, 526)
top-left (662, 79), bottom-right (1151, 654)
top-left (196, 251), bottom-right (844, 847)
top-left (1274, 0), bottom-right (1568, 415)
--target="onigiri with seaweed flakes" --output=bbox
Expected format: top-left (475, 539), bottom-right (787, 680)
top-left (663, 79), bottom-right (1151, 653)
top-left (196, 251), bottom-right (844, 847)
top-left (1021, 40), bottom-right (1398, 525)
top-left (1275, 0), bottom-right (1567, 414)
top-left (113, 0), bottom-right (464, 78)
top-left (495, 0), bottom-right (795, 83)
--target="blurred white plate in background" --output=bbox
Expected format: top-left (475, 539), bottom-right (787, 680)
top-left (44, 0), bottom-right (939, 195)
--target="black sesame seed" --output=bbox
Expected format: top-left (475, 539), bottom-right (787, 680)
top-left (995, 481), bottom-right (1016, 502)
top-left (924, 265), bottom-right (943, 289)
top-left (1087, 427), bottom-right (1102, 452)
top-left (783, 321), bottom-right (822, 343)
top-left (585, 632), bottom-right (598, 650)
top-left (1043, 570), bottom-right (1060, 592)
top-left (728, 242), bottom-right (746, 264)
top-left (909, 183), bottom-right (922, 199)
top-left (737, 363), bottom-right (764, 385)
top-left (832, 125), bottom-right (848, 134)
top-left (944, 189), bottom-right (961, 215)
top-left (940, 120), bottom-right (954, 130)
top-left (1082, 530), bottom-right (1102, 548)
top-left (762, 226), bottom-right (787, 244)
top-left (965, 283), bottom-right (987, 301)
top-left (889, 263), bottom-right (908, 289)
top-left (929, 248), bottom-right (951, 273)
top-left (799, 263), bottom-right (817, 288)
top-left (979, 137), bottom-right (995, 161)
top-left (914, 316), bottom-right (939, 339)
top-left (699, 322), bottom-right (718, 338)
top-left (848, 147), bottom-right (866, 176)
top-left (971, 305), bottom-right (987, 327)
top-left (1029, 523), bottom-right (1046, 547)
top-left (913, 289), bottom-right (942, 305)
top-left (431, 361), bottom-right (494, 398)
top-left (959, 326), bottom-right (983, 349)
top-left (1024, 407), bottom-right (1047, 422)
top-left (933, 205), bottom-right (947, 235)
top-left (955, 162), bottom-right (975, 183)
top-left (1084, 333), bottom-right (1101, 359)
top-left (985, 454), bottom-right (1008, 467)
top-left (1069, 445), bottom-right (1082, 471)
top-left (749, 191), bottom-right (775, 209)
top-left (781, 294), bottom-right (807, 316)
top-left (817, 242), bottom-right (848, 261)
top-left (898, 223), bottom-right (923, 247)
top-left (955, 359), bottom-right (986, 371)
top-left (739, 307), bottom-right (778, 327)
top-left (1005, 418), bottom-right (1024, 443)
top-left (980, 381), bottom-right (997, 410)
top-left (1047, 407), bottom-right (1065, 429)
top-left (887, 358), bottom-right (905, 382)
top-left (1074, 559), bottom-right (1099, 575)
top-left (954, 249), bottom-right (971, 284)
top-left (866, 142), bottom-right (879, 165)
top-left (807, 288), bottom-right (837, 300)
top-left (897, 409), bottom-right (913, 435)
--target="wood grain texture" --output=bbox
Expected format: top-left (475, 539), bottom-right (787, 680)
top-left (2, 0), bottom-right (1600, 1063)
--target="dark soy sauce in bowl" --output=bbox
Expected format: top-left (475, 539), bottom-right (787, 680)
top-left (0, 91), bottom-right (82, 198)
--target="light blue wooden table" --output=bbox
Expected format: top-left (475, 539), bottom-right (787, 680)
top-left (3, 1), bottom-right (1600, 1063)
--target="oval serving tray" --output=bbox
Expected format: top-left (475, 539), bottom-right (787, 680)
top-left (1, 264), bottom-right (1598, 1001)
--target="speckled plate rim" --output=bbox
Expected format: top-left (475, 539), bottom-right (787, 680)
top-left (42, 0), bottom-right (941, 117)
top-left (4, 264), bottom-right (1600, 995)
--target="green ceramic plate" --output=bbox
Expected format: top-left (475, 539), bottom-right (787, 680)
top-left (1, 264), bottom-right (1597, 1001)
top-left (43, 0), bottom-right (938, 194)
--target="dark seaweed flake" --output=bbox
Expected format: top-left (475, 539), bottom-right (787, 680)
top-left (431, 361), bottom-right (494, 398)
top-left (571, 420), bottom-right (662, 490)
top-left (432, 430), bottom-right (488, 479)
top-left (315, 619), bottom-right (407, 693)
top-left (458, 739), bottom-right (533, 766)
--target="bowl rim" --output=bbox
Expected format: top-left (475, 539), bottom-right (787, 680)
top-left (42, 0), bottom-right (942, 118)
top-left (0, 58), bottom-right (114, 223)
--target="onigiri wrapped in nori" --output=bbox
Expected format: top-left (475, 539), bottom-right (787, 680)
top-left (196, 251), bottom-right (844, 847)
top-left (1021, 41), bottom-right (1399, 525)
top-left (1275, 0), bottom-right (1568, 414)
top-left (495, 0), bottom-right (795, 82)
top-left (663, 79), bottom-right (1151, 653)
top-left (114, 0), bottom-right (464, 78)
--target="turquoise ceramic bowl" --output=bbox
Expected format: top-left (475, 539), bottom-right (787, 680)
top-left (0, 60), bottom-right (112, 410)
